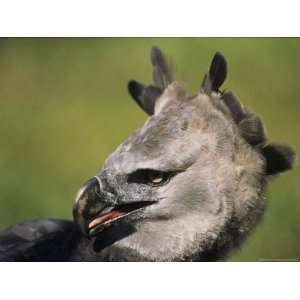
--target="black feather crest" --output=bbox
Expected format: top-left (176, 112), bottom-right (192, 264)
top-left (151, 46), bottom-right (173, 89)
top-left (128, 80), bottom-right (161, 115)
top-left (262, 144), bottom-right (296, 175)
top-left (127, 46), bottom-right (173, 115)
top-left (201, 52), bottom-right (227, 93)
top-left (239, 114), bottom-right (266, 146)
top-left (222, 91), bottom-right (246, 123)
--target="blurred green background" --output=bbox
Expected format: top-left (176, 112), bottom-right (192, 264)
top-left (0, 38), bottom-right (299, 261)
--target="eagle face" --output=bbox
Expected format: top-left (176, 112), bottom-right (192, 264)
top-left (73, 48), bottom-right (295, 261)
top-left (73, 92), bottom-right (265, 261)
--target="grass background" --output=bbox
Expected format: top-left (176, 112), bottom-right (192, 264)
top-left (0, 38), bottom-right (299, 261)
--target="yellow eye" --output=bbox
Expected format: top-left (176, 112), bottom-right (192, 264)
top-left (149, 173), bottom-right (164, 184)
top-left (128, 169), bottom-right (173, 187)
top-left (146, 170), bottom-right (170, 186)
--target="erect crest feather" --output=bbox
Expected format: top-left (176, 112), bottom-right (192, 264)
top-left (201, 52), bottom-right (227, 94)
top-left (127, 47), bottom-right (296, 175)
top-left (219, 86), bottom-right (295, 175)
top-left (150, 46), bottom-right (173, 89)
top-left (128, 46), bottom-right (174, 116)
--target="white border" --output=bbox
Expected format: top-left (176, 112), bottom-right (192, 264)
top-left (0, 0), bottom-right (299, 36)
top-left (1, 263), bottom-right (299, 300)
top-left (0, 1), bottom-right (299, 299)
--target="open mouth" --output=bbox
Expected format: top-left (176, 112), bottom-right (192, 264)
top-left (87, 201), bottom-right (157, 237)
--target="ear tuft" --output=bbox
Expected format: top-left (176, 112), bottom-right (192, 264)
top-left (201, 52), bottom-right (227, 93)
top-left (262, 144), bottom-right (296, 175)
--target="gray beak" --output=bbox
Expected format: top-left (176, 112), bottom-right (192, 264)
top-left (73, 176), bottom-right (156, 237)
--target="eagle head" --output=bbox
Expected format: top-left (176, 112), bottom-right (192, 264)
top-left (73, 47), bottom-right (295, 261)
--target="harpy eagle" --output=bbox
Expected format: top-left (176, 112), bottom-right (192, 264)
top-left (0, 47), bottom-right (296, 261)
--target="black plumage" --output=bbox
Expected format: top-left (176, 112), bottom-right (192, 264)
top-left (0, 219), bottom-right (80, 261)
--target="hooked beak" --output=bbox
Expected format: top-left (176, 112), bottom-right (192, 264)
top-left (73, 176), bottom-right (156, 238)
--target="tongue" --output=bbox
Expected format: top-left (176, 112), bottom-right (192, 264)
top-left (88, 210), bottom-right (126, 229)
